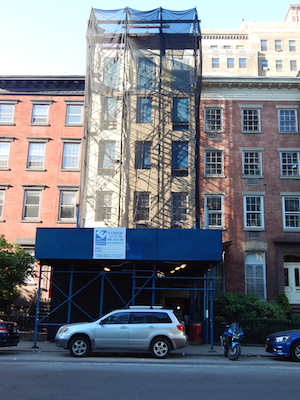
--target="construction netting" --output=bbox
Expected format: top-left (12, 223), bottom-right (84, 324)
top-left (82, 7), bottom-right (202, 229)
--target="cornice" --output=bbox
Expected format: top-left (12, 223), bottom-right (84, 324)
top-left (202, 76), bottom-right (300, 90)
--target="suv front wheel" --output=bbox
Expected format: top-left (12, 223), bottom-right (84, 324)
top-left (69, 335), bottom-right (91, 357)
top-left (150, 337), bottom-right (170, 359)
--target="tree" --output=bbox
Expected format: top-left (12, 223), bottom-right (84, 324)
top-left (0, 235), bottom-right (35, 312)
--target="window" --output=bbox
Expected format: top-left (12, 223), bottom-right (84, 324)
top-left (62, 142), bottom-right (80, 169)
top-left (138, 58), bottom-right (155, 90)
top-left (172, 141), bottom-right (188, 176)
top-left (242, 109), bottom-right (260, 132)
top-left (66, 104), bottom-right (83, 124)
top-left (242, 151), bottom-right (262, 176)
top-left (95, 192), bottom-right (113, 221)
top-left (245, 252), bottom-right (266, 299)
top-left (27, 142), bottom-right (45, 169)
top-left (134, 192), bottom-right (150, 222)
top-left (136, 97), bottom-right (152, 123)
top-left (31, 104), bottom-right (49, 124)
top-left (205, 150), bottom-right (223, 176)
top-left (276, 60), bottom-right (283, 71)
top-left (244, 195), bottom-right (264, 229)
top-left (172, 58), bottom-right (191, 91)
top-left (290, 60), bottom-right (297, 71)
top-left (289, 40), bottom-right (296, 51)
top-left (0, 190), bottom-right (4, 218)
top-left (280, 151), bottom-right (300, 176)
top-left (171, 193), bottom-right (188, 224)
top-left (98, 141), bottom-right (116, 174)
top-left (212, 58), bottom-right (219, 68)
top-left (135, 141), bottom-right (151, 169)
top-left (59, 190), bottom-right (77, 221)
top-left (275, 40), bottom-right (282, 51)
top-left (205, 194), bottom-right (224, 228)
top-left (0, 142), bottom-right (10, 168)
top-left (172, 97), bottom-right (189, 131)
top-left (227, 58), bottom-right (234, 68)
top-left (239, 58), bottom-right (247, 68)
top-left (205, 108), bottom-right (222, 131)
top-left (103, 57), bottom-right (120, 89)
top-left (0, 104), bottom-right (14, 123)
top-left (283, 196), bottom-right (300, 229)
top-left (102, 312), bottom-right (130, 325)
top-left (260, 40), bottom-right (268, 51)
top-left (278, 109), bottom-right (297, 132)
top-left (23, 190), bottom-right (41, 220)
top-left (210, 45), bottom-right (217, 49)
top-left (223, 45), bottom-right (231, 49)
top-left (261, 60), bottom-right (268, 70)
top-left (102, 97), bottom-right (118, 129)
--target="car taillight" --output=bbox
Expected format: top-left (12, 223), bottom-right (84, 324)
top-left (176, 324), bottom-right (185, 332)
top-left (0, 326), bottom-right (8, 333)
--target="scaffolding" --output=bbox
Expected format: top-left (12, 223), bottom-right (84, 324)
top-left (81, 7), bottom-right (202, 229)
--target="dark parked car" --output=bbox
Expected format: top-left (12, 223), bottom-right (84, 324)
top-left (265, 329), bottom-right (300, 361)
top-left (0, 319), bottom-right (20, 347)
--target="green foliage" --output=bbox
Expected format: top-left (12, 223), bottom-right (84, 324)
top-left (0, 235), bottom-right (35, 310)
top-left (214, 292), bottom-right (291, 322)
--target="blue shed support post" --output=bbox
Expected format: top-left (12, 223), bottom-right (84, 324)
top-left (67, 267), bottom-right (74, 324)
top-left (151, 266), bottom-right (156, 305)
top-left (33, 264), bottom-right (43, 348)
top-left (204, 271), bottom-right (209, 343)
top-left (99, 270), bottom-right (105, 317)
top-left (209, 267), bottom-right (214, 350)
top-left (132, 269), bottom-right (136, 306)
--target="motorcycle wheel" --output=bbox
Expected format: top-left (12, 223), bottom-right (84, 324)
top-left (227, 343), bottom-right (241, 360)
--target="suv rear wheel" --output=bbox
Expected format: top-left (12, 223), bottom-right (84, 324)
top-left (150, 337), bottom-right (170, 359)
top-left (69, 335), bottom-right (91, 357)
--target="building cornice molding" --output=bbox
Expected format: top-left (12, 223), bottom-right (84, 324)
top-left (202, 76), bottom-right (300, 90)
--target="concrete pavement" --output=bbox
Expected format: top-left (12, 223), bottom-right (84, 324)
top-left (10, 336), bottom-right (269, 358)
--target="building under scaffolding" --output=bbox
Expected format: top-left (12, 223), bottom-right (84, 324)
top-left (81, 7), bottom-right (202, 229)
top-left (32, 9), bottom-right (224, 346)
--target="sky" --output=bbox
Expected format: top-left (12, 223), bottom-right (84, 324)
top-left (0, 0), bottom-right (295, 76)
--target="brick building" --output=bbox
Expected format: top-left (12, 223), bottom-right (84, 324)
top-left (0, 76), bottom-right (85, 306)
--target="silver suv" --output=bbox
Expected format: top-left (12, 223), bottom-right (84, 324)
top-left (55, 306), bottom-right (188, 358)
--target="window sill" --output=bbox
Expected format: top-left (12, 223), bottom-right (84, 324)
top-left (0, 167), bottom-right (10, 171)
top-left (242, 175), bottom-right (264, 179)
top-left (205, 174), bottom-right (226, 178)
top-left (61, 168), bottom-right (80, 172)
top-left (21, 219), bottom-right (42, 223)
top-left (278, 131), bottom-right (299, 134)
top-left (243, 227), bottom-right (265, 232)
top-left (280, 175), bottom-right (300, 179)
top-left (0, 122), bottom-right (15, 126)
top-left (30, 123), bottom-right (50, 127)
top-left (56, 220), bottom-right (76, 224)
top-left (204, 130), bottom-right (224, 134)
top-left (64, 124), bottom-right (83, 127)
top-left (283, 228), bottom-right (300, 232)
top-left (241, 130), bottom-right (262, 134)
top-left (25, 168), bottom-right (46, 172)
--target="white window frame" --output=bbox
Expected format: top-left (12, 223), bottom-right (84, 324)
top-left (260, 40), bottom-right (267, 51)
top-left (290, 60), bottom-right (297, 71)
top-left (239, 58), bottom-right (247, 68)
top-left (275, 40), bottom-right (282, 51)
top-left (241, 108), bottom-right (261, 132)
top-left (205, 150), bottom-right (224, 176)
top-left (276, 60), bottom-right (283, 71)
top-left (204, 108), bottom-right (222, 132)
top-left (27, 142), bottom-right (45, 169)
top-left (289, 40), bottom-right (296, 51)
top-left (22, 190), bottom-right (41, 220)
top-left (65, 104), bottom-right (83, 125)
top-left (243, 194), bottom-right (264, 229)
top-left (0, 190), bottom-right (5, 219)
top-left (204, 194), bottom-right (224, 229)
top-left (227, 58), bottom-right (234, 68)
top-left (245, 252), bottom-right (266, 300)
top-left (280, 151), bottom-right (300, 177)
top-left (278, 108), bottom-right (298, 133)
top-left (0, 102), bottom-right (16, 123)
top-left (0, 141), bottom-right (11, 168)
top-left (62, 142), bottom-right (81, 169)
top-left (242, 150), bottom-right (263, 177)
top-left (212, 58), bottom-right (219, 68)
top-left (282, 195), bottom-right (300, 230)
top-left (58, 189), bottom-right (78, 222)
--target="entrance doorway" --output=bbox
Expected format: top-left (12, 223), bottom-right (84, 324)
top-left (284, 263), bottom-right (300, 304)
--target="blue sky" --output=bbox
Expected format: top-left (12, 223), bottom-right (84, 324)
top-left (0, 0), bottom-right (294, 75)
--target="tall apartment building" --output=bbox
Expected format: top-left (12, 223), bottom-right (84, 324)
top-left (202, 4), bottom-right (300, 77)
top-left (0, 76), bottom-right (85, 306)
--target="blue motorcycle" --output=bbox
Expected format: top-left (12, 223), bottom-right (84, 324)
top-left (220, 322), bottom-right (244, 360)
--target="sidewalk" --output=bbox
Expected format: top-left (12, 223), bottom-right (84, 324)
top-left (15, 337), bottom-right (268, 357)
